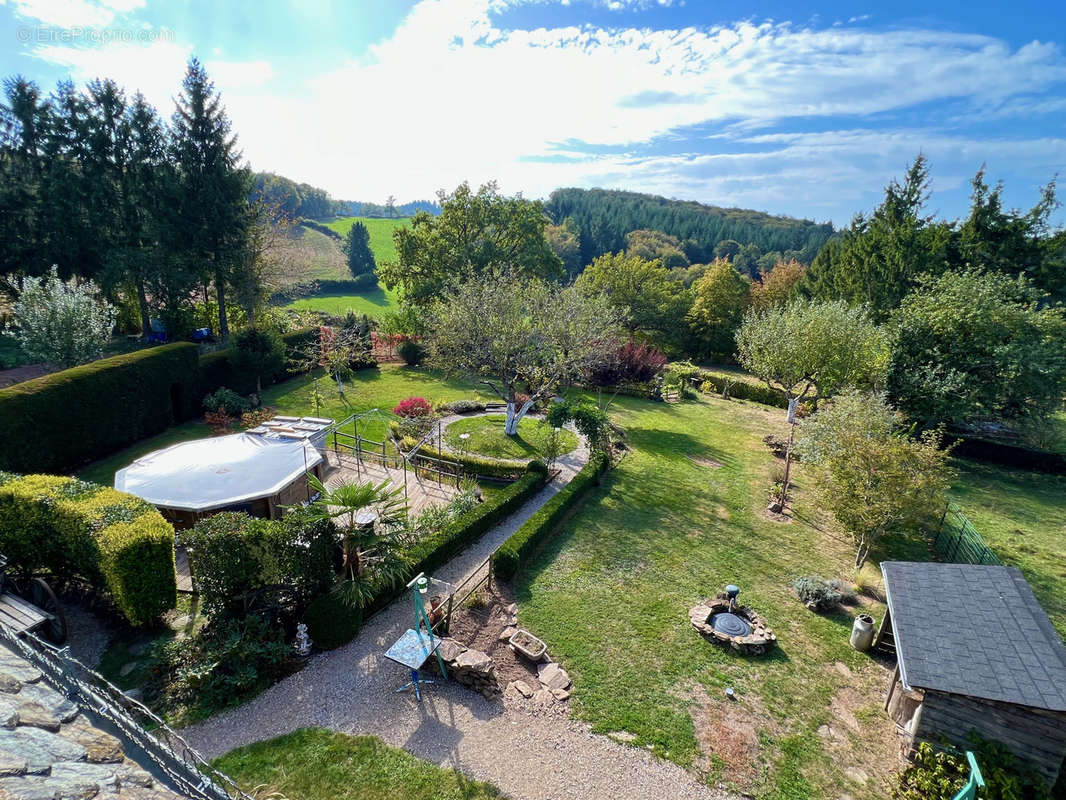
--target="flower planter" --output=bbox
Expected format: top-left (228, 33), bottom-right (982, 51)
top-left (509, 628), bottom-right (547, 661)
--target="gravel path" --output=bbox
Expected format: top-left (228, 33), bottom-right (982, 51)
top-left (183, 416), bottom-right (736, 800)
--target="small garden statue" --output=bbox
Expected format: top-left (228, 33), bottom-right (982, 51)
top-left (294, 622), bottom-right (312, 659)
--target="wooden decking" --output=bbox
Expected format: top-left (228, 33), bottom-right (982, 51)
top-left (322, 451), bottom-right (459, 518)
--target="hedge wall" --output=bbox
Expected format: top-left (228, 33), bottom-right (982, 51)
top-left (696, 372), bottom-right (788, 409)
top-left (268, 275), bottom-right (378, 305)
top-left (943, 435), bottom-right (1066, 474)
top-left (361, 461), bottom-right (548, 619)
top-left (493, 453), bottom-right (608, 580)
top-left (0, 473), bottom-right (176, 625)
top-left (0, 343), bottom-right (200, 473)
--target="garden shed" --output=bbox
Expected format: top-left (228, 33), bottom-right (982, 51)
top-left (114, 418), bottom-right (332, 528)
top-left (879, 561), bottom-right (1066, 785)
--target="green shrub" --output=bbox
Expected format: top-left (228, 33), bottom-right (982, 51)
top-left (696, 371), bottom-right (788, 409)
top-left (0, 343), bottom-right (200, 473)
top-left (180, 510), bottom-right (335, 619)
top-left (441, 399), bottom-right (486, 414)
top-left (0, 474), bottom-right (176, 625)
top-left (144, 615), bottom-right (292, 723)
top-left (304, 592), bottom-right (364, 650)
top-left (202, 387), bottom-right (253, 416)
top-left (493, 453), bottom-right (608, 580)
top-left (893, 739), bottom-right (1051, 800)
top-left (792, 576), bottom-right (854, 612)
top-left (397, 340), bottom-right (426, 366)
top-left (197, 327), bottom-right (318, 399)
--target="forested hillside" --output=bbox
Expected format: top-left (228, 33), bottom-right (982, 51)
top-left (545, 187), bottom-right (835, 268)
top-left (251, 173), bottom-right (440, 220)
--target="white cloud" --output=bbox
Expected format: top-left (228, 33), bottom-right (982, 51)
top-left (5, 0), bottom-right (144, 28)
top-left (15, 0), bottom-right (1066, 219)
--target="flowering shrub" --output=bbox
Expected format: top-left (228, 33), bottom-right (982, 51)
top-left (204, 410), bottom-right (234, 433)
top-left (393, 397), bottom-right (433, 418)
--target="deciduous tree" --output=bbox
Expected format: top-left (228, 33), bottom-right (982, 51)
top-left (797, 391), bottom-right (953, 568)
top-left (736, 298), bottom-right (890, 422)
top-left (686, 258), bottom-right (750, 357)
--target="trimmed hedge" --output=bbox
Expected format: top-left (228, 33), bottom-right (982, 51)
top-left (268, 276), bottom-right (379, 306)
top-left (304, 592), bottom-right (364, 650)
top-left (696, 371), bottom-right (788, 409)
top-left (298, 219), bottom-right (343, 241)
top-left (0, 473), bottom-right (176, 625)
top-left (493, 453), bottom-right (609, 580)
top-left (0, 343), bottom-right (200, 473)
top-left (361, 462), bottom-right (548, 618)
top-left (943, 434), bottom-right (1066, 474)
top-left (399, 435), bottom-right (531, 481)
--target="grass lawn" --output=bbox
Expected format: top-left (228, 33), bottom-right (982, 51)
top-left (949, 460), bottom-right (1066, 638)
top-left (214, 728), bottom-right (504, 800)
top-left (320, 217), bottom-right (409, 264)
top-left (291, 226), bottom-right (348, 282)
top-left (443, 414), bottom-right (578, 460)
top-left (514, 392), bottom-right (901, 799)
top-left (77, 364), bottom-right (495, 487)
top-left (284, 285), bottom-right (400, 318)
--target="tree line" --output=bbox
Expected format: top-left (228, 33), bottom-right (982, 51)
top-left (251, 173), bottom-right (443, 221)
top-left (0, 59), bottom-right (259, 339)
top-left (545, 187), bottom-right (835, 269)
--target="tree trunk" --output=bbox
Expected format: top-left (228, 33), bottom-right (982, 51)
top-left (855, 532), bottom-right (871, 569)
top-left (255, 375), bottom-right (263, 407)
top-left (786, 396), bottom-right (800, 424)
top-left (505, 397), bottom-right (537, 435)
top-left (136, 279), bottom-right (151, 339)
top-left (216, 272), bottom-right (229, 340)
top-left (777, 421), bottom-right (796, 510)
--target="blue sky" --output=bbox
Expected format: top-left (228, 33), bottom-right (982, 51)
top-left (2, 0), bottom-right (1064, 227)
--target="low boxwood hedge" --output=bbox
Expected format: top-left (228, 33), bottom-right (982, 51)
top-left (399, 435), bottom-right (531, 481)
top-left (493, 453), bottom-right (608, 581)
top-left (361, 461), bottom-right (548, 619)
top-left (0, 473), bottom-right (176, 626)
top-left (0, 343), bottom-right (201, 474)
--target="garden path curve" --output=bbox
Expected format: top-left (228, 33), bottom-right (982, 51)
top-left (183, 414), bottom-right (738, 800)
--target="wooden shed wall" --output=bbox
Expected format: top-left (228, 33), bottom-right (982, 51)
top-left (915, 690), bottom-right (1066, 784)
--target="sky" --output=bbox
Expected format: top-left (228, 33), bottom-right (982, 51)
top-left (2, 0), bottom-right (1065, 227)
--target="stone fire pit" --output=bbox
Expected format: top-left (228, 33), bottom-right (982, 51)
top-left (689, 593), bottom-right (776, 655)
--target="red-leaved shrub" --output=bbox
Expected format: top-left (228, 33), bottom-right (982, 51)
top-left (393, 396), bottom-right (433, 418)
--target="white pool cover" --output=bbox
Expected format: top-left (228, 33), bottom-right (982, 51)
top-left (115, 432), bottom-right (323, 512)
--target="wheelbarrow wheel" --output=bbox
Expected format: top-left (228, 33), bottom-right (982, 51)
top-left (30, 579), bottom-right (67, 645)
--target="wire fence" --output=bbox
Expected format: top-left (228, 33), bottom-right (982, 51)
top-left (929, 501), bottom-right (1003, 566)
top-left (0, 625), bottom-right (254, 800)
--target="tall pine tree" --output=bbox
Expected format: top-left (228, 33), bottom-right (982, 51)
top-left (169, 58), bottom-right (251, 339)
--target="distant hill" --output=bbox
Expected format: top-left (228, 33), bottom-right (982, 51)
top-left (545, 187), bottom-right (835, 267)
top-left (251, 172), bottom-right (440, 220)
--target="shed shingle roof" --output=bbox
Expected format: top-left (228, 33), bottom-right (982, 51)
top-left (881, 561), bottom-right (1066, 711)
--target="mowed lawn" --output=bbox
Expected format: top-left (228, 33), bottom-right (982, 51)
top-left (950, 460), bottom-right (1066, 639)
top-left (77, 364), bottom-right (495, 486)
top-left (321, 216), bottom-right (408, 263)
top-left (515, 393), bottom-right (902, 799)
top-left (214, 728), bottom-right (503, 800)
top-left (284, 286), bottom-right (400, 318)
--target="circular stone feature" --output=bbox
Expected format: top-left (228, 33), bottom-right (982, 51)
top-left (689, 597), bottom-right (776, 655)
top-left (710, 612), bottom-right (752, 637)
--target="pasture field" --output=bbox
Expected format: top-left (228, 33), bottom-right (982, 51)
top-left (321, 216), bottom-right (408, 264)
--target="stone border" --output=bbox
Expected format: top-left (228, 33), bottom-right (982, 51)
top-left (689, 598), bottom-right (777, 655)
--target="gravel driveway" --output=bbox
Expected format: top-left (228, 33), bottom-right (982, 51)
top-left (183, 417), bottom-right (737, 800)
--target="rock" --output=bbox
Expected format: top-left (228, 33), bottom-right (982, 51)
top-left (499, 626), bottom-right (517, 642)
top-left (550, 688), bottom-right (570, 701)
top-left (51, 761), bottom-right (120, 793)
top-left (3, 727), bottom-right (88, 774)
top-left (170, 615), bottom-right (191, 630)
top-left (506, 615), bottom-right (518, 627)
top-left (0, 775), bottom-right (63, 800)
top-left (0, 748), bottom-right (27, 777)
top-left (454, 649), bottom-right (492, 672)
top-left (118, 663), bottom-right (139, 678)
top-left (121, 689), bottom-right (143, 706)
top-left (531, 688), bottom-right (555, 705)
top-left (817, 724), bottom-right (835, 740)
top-left (114, 762), bottom-right (153, 788)
top-left (536, 662), bottom-right (571, 691)
top-left (0, 655), bottom-right (41, 685)
top-left (607, 731), bottom-right (638, 744)
top-left (61, 719), bottom-right (123, 764)
top-left (510, 680), bottom-right (534, 698)
top-left (0, 693), bottom-right (21, 727)
top-left (0, 673), bottom-right (22, 694)
top-left (18, 685), bottom-right (78, 724)
top-left (505, 603), bottom-right (518, 615)
top-left (15, 703), bottom-right (59, 733)
top-left (436, 638), bottom-right (465, 663)
top-left (845, 767), bottom-right (869, 784)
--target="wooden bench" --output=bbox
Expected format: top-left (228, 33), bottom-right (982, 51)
top-left (0, 592), bottom-right (50, 635)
